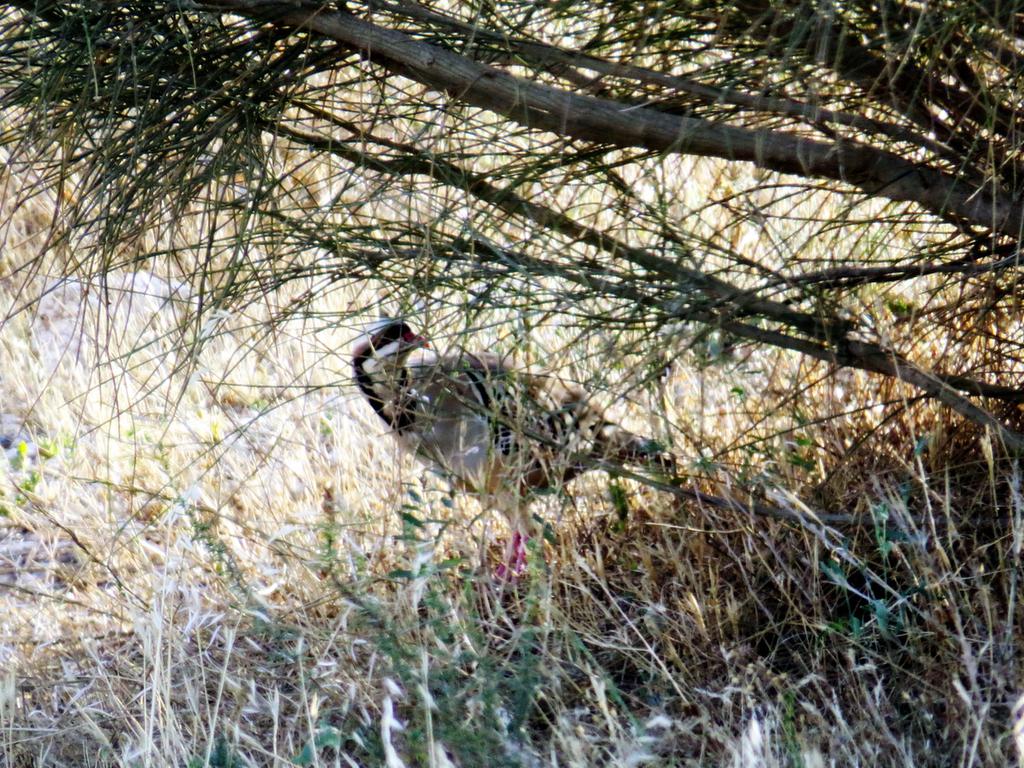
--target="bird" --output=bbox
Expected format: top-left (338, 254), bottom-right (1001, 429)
top-left (351, 318), bottom-right (676, 575)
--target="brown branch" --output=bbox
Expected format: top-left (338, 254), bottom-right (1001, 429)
top-left (269, 114), bottom-right (849, 341)
top-left (734, 0), bottom-right (1024, 191)
top-left (198, 0), bottom-right (1024, 238)
top-left (713, 317), bottom-right (1024, 451)
top-left (732, 0), bottom-right (953, 139)
top-left (454, 237), bottom-right (1024, 449)
top-left (767, 249), bottom-right (1024, 290)
top-left (375, 0), bottom-right (956, 164)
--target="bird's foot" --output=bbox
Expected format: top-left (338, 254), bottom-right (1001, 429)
top-left (494, 531), bottom-right (529, 580)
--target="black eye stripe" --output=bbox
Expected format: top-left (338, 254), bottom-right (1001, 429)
top-left (373, 321), bottom-right (413, 349)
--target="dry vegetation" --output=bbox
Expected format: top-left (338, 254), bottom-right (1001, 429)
top-left (0, 140), bottom-right (1021, 768)
top-left (1, 3), bottom-right (1024, 765)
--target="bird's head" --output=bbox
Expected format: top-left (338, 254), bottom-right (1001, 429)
top-left (352, 318), bottom-right (429, 365)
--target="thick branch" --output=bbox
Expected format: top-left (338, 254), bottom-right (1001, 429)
top-left (198, 0), bottom-right (1024, 238)
top-left (376, 0), bottom-right (955, 165)
top-left (768, 249), bottom-right (1024, 290)
top-left (268, 113), bottom-right (844, 339)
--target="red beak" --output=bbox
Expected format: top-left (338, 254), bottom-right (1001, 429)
top-left (404, 331), bottom-right (429, 348)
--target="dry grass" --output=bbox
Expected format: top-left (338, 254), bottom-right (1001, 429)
top-left (0, 143), bottom-right (1022, 768)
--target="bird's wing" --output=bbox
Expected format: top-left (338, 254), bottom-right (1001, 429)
top-left (406, 348), bottom-right (675, 491)
top-left (473, 356), bottom-right (676, 474)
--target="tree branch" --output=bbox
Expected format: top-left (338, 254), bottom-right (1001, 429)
top-left (196, 0), bottom-right (1024, 238)
top-left (375, 0), bottom-right (957, 166)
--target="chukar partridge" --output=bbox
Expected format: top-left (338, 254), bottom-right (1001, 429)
top-left (352, 319), bottom-right (674, 573)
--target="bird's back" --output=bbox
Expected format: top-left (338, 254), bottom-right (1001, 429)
top-left (399, 348), bottom-right (667, 502)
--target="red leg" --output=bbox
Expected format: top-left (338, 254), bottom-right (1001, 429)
top-left (495, 531), bottom-right (529, 579)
